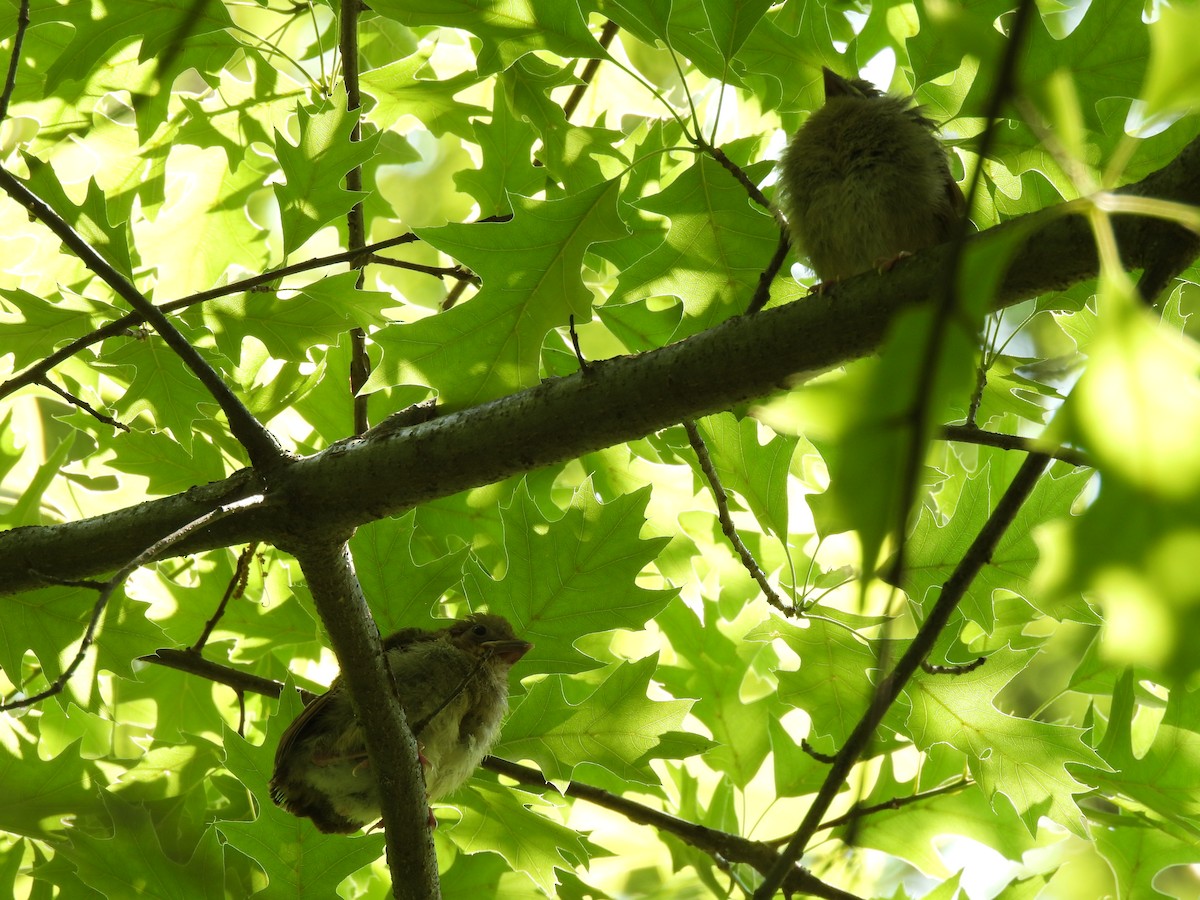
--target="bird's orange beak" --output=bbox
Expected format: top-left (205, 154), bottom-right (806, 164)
top-left (487, 639), bottom-right (533, 664)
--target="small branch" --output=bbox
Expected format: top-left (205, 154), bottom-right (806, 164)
top-left (482, 757), bottom-right (863, 900)
top-left (142, 646), bottom-right (298, 700)
top-left (965, 360), bottom-right (988, 427)
top-left (921, 656), bottom-right (986, 675)
top-left (568, 314), bottom-right (589, 372)
top-left (755, 450), bottom-right (1050, 897)
top-left (1, 494), bottom-right (264, 712)
top-left (562, 20), bottom-right (619, 121)
top-left (939, 423), bottom-right (1090, 467)
top-left (440, 275), bottom-right (472, 310)
top-left (814, 778), bottom-right (973, 834)
top-left (745, 232), bottom-right (790, 315)
top-left (0, 169), bottom-right (286, 471)
top-left (0, 0), bottom-right (30, 122)
top-left (34, 376), bottom-right (129, 432)
top-left (702, 142), bottom-right (771, 210)
top-left (368, 255), bottom-right (480, 283)
top-left (800, 739), bottom-right (836, 763)
top-left (0, 232), bottom-right (438, 403)
top-left (683, 419), bottom-right (798, 617)
top-left (191, 543), bottom-right (258, 652)
top-left (340, 0), bottom-right (371, 436)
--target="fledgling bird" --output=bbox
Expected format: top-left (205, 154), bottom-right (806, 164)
top-left (270, 613), bottom-right (532, 834)
top-left (778, 67), bottom-right (965, 282)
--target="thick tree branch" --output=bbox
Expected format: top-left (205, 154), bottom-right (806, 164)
top-left (1, 142), bottom-right (1198, 595)
top-left (1, 495), bottom-right (263, 710)
top-left (291, 539), bottom-right (438, 899)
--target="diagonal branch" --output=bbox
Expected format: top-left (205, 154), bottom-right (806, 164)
top-left (290, 538), bottom-right (437, 899)
top-left (0, 168), bottom-right (286, 471)
top-left (683, 418), bottom-right (797, 616)
top-left (1, 494), bottom-right (264, 711)
top-left (1, 142), bottom-right (1199, 595)
top-left (0, 0), bottom-right (30, 122)
top-left (755, 450), bottom-right (1052, 897)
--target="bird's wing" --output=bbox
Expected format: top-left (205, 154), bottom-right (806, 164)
top-left (272, 686), bottom-right (339, 770)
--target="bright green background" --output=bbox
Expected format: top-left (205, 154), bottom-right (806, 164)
top-left (1, 0), bottom-right (1199, 897)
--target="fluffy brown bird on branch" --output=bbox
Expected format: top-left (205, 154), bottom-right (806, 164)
top-left (778, 67), bottom-right (965, 282)
top-left (270, 613), bottom-right (532, 833)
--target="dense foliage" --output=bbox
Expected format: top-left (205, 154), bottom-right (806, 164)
top-left (1, 0), bottom-right (1199, 897)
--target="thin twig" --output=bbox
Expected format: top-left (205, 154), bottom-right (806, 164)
top-left (339, 0), bottom-right (371, 435)
top-left (440, 278), bottom-right (471, 310)
top-left (683, 419), bottom-right (798, 617)
top-left (0, 231), bottom-right (460, 403)
top-left (801, 739), bottom-right (836, 763)
top-left (368, 256), bottom-right (480, 283)
top-left (562, 20), bottom-right (619, 121)
top-left (883, 0), bottom-right (1036, 594)
top-left (814, 778), bottom-right (973, 833)
top-left (755, 450), bottom-right (1051, 897)
top-left (746, 232), bottom-right (790, 315)
top-left (0, 0), bottom-right (30, 122)
top-left (191, 542), bottom-right (258, 651)
top-left (141, 646), bottom-right (301, 699)
top-left (761, 777), bottom-right (975, 844)
top-left (568, 314), bottom-right (590, 372)
top-left (921, 656), bottom-right (986, 675)
top-left (34, 376), bottom-right (129, 432)
top-left (939, 423), bottom-right (1090, 467)
top-left (701, 142), bottom-right (772, 210)
top-left (0, 494), bottom-right (264, 712)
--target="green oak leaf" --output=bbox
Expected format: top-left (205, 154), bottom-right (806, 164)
top-left (0, 733), bottom-right (101, 839)
top-left (52, 792), bottom-right (225, 899)
top-left (361, 49), bottom-right (487, 138)
top-left (462, 481), bottom-right (675, 675)
top-left (273, 104), bottom-right (380, 255)
top-left (613, 151), bottom-right (778, 337)
top-left (365, 180), bottom-right (627, 408)
top-left (369, 0), bottom-right (605, 76)
top-left (906, 647), bottom-right (1103, 837)
top-left (218, 697), bottom-right (386, 897)
top-left (657, 599), bottom-right (778, 787)
top-left (496, 654), bottom-right (692, 785)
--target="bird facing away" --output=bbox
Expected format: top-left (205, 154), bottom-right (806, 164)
top-left (269, 613), bottom-right (532, 834)
top-left (778, 67), bottom-right (965, 282)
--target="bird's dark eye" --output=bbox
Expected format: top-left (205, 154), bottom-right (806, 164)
top-left (472, 624), bottom-right (488, 637)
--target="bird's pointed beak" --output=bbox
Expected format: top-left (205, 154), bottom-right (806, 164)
top-left (822, 66), bottom-right (854, 99)
top-left (486, 639), bottom-right (533, 664)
